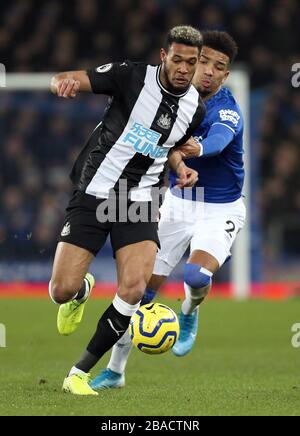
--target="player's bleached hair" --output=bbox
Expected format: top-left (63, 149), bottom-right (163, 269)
top-left (165, 25), bottom-right (203, 52)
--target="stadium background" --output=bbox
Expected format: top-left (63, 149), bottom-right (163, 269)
top-left (1, 0), bottom-right (299, 297)
top-left (1, 0), bottom-right (300, 418)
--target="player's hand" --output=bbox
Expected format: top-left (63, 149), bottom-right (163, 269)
top-left (178, 137), bottom-right (202, 159)
top-left (53, 78), bottom-right (81, 99)
top-left (182, 166), bottom-right (199, 187)
top-left (175, 162), bottom-right (199, 188)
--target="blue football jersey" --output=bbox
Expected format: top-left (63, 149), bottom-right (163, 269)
top-left (169, 87), bottom-right (245, 203)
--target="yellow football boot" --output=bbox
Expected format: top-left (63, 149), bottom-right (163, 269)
top-left (62, 373), bottom-right (98, 396)
top-left (57, 273), bottom-right (95, 336)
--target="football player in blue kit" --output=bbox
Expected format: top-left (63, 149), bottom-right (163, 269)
top-left (91, 30), bottom-right (246, 390)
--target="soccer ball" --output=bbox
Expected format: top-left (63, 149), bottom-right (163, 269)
top-left (129, 303), bottom-right (180, 354)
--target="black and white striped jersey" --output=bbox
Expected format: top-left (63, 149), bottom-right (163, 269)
top-left (71, 61), bottom-right (206, 201)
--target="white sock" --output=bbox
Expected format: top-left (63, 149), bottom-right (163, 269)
top-left (107, 329), bottom-right (133, 375)
top-left (181, 281), bottom-right (211, 315)
top-left (69, 366), bottom-right (87, 377)
top-left (113, 294), bottom-right (140, 317)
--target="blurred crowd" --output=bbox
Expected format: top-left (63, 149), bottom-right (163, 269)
top-left (1, 0), bottom-right (299, 87)
top-left (0, 92), bottom-right (108, 260)
top-left (1, 0), bottom-right (300, 267)
top-left (259, 85), bottom-right (300, 262)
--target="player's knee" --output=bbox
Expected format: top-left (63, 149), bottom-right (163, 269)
top-left (119, 275), bottom-right (147, 304)
top-left (184, 263), bottom-right (213, 299)
top-left (49, 279), bottom-right (77, 304)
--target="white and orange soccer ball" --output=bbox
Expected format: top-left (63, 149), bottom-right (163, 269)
top-left (129, 303), bottom-right (180, 354)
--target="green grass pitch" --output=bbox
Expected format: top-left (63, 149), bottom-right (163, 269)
top-left (0, 298), bottom-right (300, 416)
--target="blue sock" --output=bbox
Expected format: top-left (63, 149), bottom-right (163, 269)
top-left (141, 288), bottom-right (156, 306)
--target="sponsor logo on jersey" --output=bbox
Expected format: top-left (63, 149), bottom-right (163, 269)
top-left (219, 109), bottom-right (240, 127)
top-left (123, 123), bottom-right (169, 159)
top-left (96, 63), bottom-right (113, 73)
top-left (61, 222), bottom-right (71, 237)
top-left (157, 113), bottom-right (172, 130)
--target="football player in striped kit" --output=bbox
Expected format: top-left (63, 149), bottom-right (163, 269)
top-left (48, 26), bottom-right (205, 395)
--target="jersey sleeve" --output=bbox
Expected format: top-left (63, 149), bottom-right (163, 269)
top-left (200, 123), bottom-right (235, 157)
top-left (211, 102), bottom-right (243, 137)
top-left (87, 61), bottom-right (133, 96)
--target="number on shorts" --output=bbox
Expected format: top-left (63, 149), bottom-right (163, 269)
top-left (225, 220), bottom-right (236, 238)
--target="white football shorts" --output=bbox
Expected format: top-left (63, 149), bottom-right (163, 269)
top-left (154, 189), bottom-right (246, 276)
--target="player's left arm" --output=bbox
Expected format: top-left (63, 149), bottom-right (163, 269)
top-left (179, 106), bottom-right (243, 159)
top-left (179, 125), bottom-right (234, 159)
top-left (168, 149), bottom-right (198, 188)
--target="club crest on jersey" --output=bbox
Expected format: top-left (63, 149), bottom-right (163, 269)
top-left (157, 113), bottom-right (172, 130)
top-left (123, 123), bottom-right (169, 159)
top-left (96, 63), bottom-right (113, 74)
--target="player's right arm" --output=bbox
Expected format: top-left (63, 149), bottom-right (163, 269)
top-left (50, 71), bottom-right (92, 98)
top-left (51, 62), bottom-right (133, 99)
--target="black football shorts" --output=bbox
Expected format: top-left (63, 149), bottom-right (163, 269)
top-left (58, 190), bottom-right (160, 257)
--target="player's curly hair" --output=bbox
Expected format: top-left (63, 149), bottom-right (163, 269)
top-left (202, 31), bottom-right (238, 64)
top-left (165, 26), bottom-right (203, 52)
